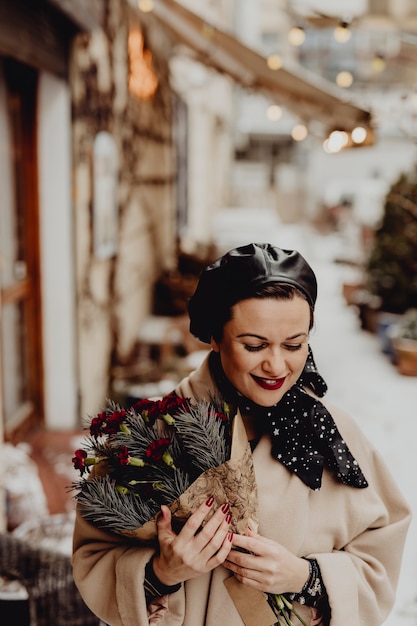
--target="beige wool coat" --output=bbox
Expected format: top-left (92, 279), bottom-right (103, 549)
top-left (72, 353), bottom-right (411, 626)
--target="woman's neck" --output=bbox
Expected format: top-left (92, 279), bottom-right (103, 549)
top-left (241, 412), bottom-right (261, 441)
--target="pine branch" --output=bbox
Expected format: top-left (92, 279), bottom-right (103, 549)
top-left (174, 400), bottom-right (230, 472)
top-left (73, 476), bottom-right (158, 531)
top-left (387, 193), bottom-right (417, 219)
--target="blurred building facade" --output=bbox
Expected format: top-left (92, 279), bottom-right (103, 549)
top-left (0, 0), bottom-right (182, 436)
top-left (0, 0), bottom-right (103, 529)
top-left (0, 0), bottom-right (181, 532)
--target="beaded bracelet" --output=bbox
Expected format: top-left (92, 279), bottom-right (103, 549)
top-left (288, 558), bottom-right (325, 608)
top-left (144, 559), bottom-right (181, 604)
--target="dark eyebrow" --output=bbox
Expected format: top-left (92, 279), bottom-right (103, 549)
top-left (286, 332), bottom-right (309, 340)
top-left (237, 332), bottom-right (308, 341)
top-left (237, 333), bottom-right (268, 340)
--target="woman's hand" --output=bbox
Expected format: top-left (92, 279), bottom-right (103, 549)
top-left (152, 497), bottom-right (233, 586)
top-left (223, 528), bottom-right (309, 595)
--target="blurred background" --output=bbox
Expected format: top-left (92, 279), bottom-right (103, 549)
top-left (0, 0), bottom-right (417, 623)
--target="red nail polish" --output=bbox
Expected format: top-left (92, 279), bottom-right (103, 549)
top-left (205, 495), bottom-right (214, 507)
top-left (228, 531), bottom-right (233, 542)
top-left (221, 502), bottom-right (230, 514)
top-left (225, 512), bottom-right (232, 524)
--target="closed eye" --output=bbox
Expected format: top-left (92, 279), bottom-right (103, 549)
top-left (244, 344), bottom-right (267, 352)
top-left (284, 343), bottom-right (303, 351)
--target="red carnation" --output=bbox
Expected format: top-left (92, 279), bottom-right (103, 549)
top-left (133, 399), bottom-right (161, 426)
top-left (103, 409), bottom-right (127, 434)
top-left (159, 394), bottom-right (189, 416)
top-left (72, 449), bottom-right (88, 474)
top-left (118, 446), bottom-right (130, 465)
top-left (145, 438), bottom-right (171, 461)
top-left (90, 409), bottom-right (127, 437)
top-left (90, 411), bottom-right (107, 437)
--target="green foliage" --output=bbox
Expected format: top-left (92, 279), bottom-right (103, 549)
top-left (398, 308), bottom-right (417, 341)
top-left (366, 172), bottom-right (417, 313)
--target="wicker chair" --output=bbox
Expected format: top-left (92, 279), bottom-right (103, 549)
top-left (0, 518), bottom-right (100, 626)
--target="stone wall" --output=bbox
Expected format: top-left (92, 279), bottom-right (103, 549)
top-left (70, 0), bottom-right (176, 416)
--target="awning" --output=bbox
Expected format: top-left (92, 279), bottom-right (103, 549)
top-left (0, 0), bottom-right (103, 78)
top-left (46, 0), bottom-right (104, 32)
top-left (142, 0), bottom-right (373, 141)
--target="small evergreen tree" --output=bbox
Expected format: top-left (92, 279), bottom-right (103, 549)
top-left (366, 170), bottom-right (417, 313)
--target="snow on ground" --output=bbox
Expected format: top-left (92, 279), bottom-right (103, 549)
top-left (303, 229), bottom-right (417, 626)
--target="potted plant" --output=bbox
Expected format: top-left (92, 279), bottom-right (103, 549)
top-left (365, 171), bottom-right (417, 315)
top-left (392, 308), bottom-right (417, 376)
top-left (364, 170), bottom-right (417, 351)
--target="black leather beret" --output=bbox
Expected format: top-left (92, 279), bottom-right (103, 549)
top-left (188, 242), bottom-right (317, 343)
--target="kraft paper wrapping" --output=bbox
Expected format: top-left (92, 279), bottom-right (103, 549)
top-left (120, 409), bottom-right (259, 541)
top-left (224, 576), bottom-right (277, 626)
top-left (115, 410), bottom-right (276, 625)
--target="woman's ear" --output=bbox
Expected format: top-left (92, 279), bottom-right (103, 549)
top-left (210, 337), bottom-right (220, 352)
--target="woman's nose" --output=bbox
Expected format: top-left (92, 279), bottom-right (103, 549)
top-left (262, 348), bottom-right (285, 374)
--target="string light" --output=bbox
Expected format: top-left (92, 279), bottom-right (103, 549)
top-left (323, 139), bottom-right (332, 153)
top-left (291, 124), bottom-right (308, 141)
top-left (267, 105), bottom-right (283, 121)
top-left (267, 54), bottom-right (283, 71)
top-left (288, 26), bottom-right (306, 47)
top-left (333, 23), bottom-right (352, 44)
top-left (331, 130), bottom-right (348, 150)
top-left (336, 71), bottom-right (353, 88)
top-left (351, 126), bottom-right (367, 144)
top-left (138, 0), bottom-right (153, 12)
top-left (371, 54), bottom-right (386, 73)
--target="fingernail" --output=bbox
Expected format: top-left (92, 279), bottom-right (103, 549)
top-left (225, 513), bottom-right (232, 524)
top-left (205, 495), bottom-right (214, 507)
top-left (221, 502), bottom-right (229, 514)
top-left (228, 531), bottom-right (233, 542)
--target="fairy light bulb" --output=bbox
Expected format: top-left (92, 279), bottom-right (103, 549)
top-left (138, 0), bottom-right (153, 12)
top-left (291, 124), bottom-right (308, 141)
top-left (328, 130), bottom-right (349, 151)
top-left (267, 54), bottom-right (283, 71)
top-left (371, 54), bottom-right (386, 73)
top-left (267, 105), bottom-right (283, 121)
top-left (336, 71), bottom-right (353, 88)
top-left (288, 26), bottom-right (306, 47)
top-left (323, 138), bottom-right (332, 153)
top-left (323, 138), bottom-right (341, 154)
top-left (333, 24), bottom-right (352, 44)
top-left (352, 126), bottom-right (367, 144)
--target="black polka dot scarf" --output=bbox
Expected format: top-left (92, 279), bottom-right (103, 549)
top-left (209, 349), bottom-right (368, 491)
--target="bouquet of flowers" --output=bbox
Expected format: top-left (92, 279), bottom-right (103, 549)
top-left (71, 392), bottom-right (258, 537)
top-left (71, 392), bottom-right (307, 626)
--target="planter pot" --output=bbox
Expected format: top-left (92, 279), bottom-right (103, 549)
top-left (376, 312), bottom-right (402, 360)
top-left (357, 302), bottom-right (379, 333)
top-left (342, 282), bottom-right (363, 306)
top-left (393, 337), bottom-right (417, 376)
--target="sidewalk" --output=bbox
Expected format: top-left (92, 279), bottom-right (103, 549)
top-left (300, 229), bottom-right (417, 626)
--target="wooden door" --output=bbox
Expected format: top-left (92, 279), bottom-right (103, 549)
top-left (0, 57), bottom-right (44, 441)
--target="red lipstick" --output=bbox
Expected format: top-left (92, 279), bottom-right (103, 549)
top-left (252, 375), bottom-right (286, 390)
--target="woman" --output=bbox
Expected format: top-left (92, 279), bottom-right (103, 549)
top-left (72, 243), bottom-right (411, 626)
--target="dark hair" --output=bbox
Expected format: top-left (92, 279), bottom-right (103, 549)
top-left (188, 243), bottom-right (317, 344)
top-left (210, 282), bottom-right (314, 343)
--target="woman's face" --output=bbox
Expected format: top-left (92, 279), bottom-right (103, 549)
top-left (211, 296), bottom-right (310, 407)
